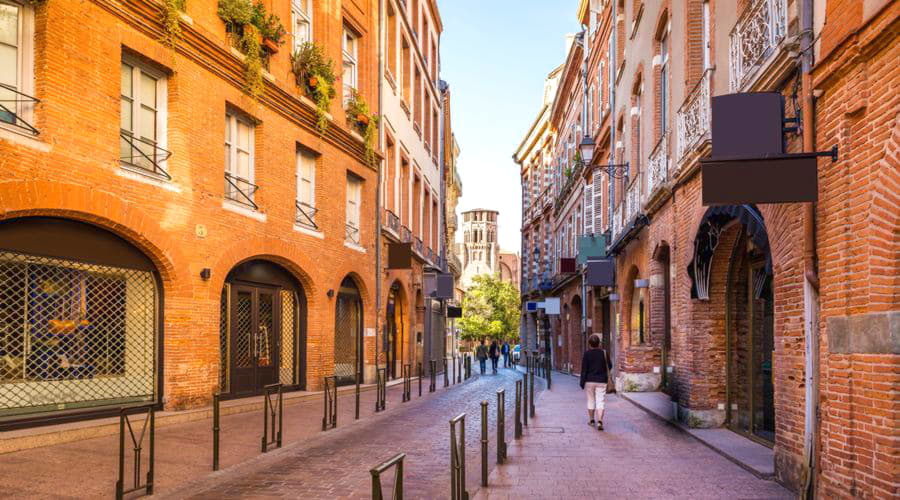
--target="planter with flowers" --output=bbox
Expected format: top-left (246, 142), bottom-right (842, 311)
top-left (217, 0), bottom-right (285, 98)
top-left (345, 89), bottom-right (379, 165)
top-left (290, 42), bottom-right (337, 133)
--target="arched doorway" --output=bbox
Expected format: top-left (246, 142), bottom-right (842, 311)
top-left (220, 259), bottom-right (306, 396)
top-left (690, 205), bottom-right (774, 444)
top-left (570, 295), bottom-right (582, 371)
top-left (385, 281), bottom-right (406, 380)
top-left (414, 289), bottom-right (424, 366)
top-left (334, 277), bottom-right (363, 387)
top-left (654, 245), bottom-right (672, 392)
top-left (0, 217), bottom-right (160, 422)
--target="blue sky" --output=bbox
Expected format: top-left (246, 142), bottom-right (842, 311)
top-left (439, 0), bottom-right (579, 252)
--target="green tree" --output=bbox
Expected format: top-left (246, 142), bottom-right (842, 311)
top-left (458, 274), bottom-right (520, 343)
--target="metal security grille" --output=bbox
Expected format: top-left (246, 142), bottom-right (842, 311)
top-left (0, 251), bottom-right (156, 418)
top-left (334, 294), bottom-right (359, 386)
top-left (279, 290), bottom-right (295, 386)
top-left (234, 291), bottom-right (252, 369)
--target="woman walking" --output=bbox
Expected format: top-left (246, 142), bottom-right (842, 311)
top-left (476, 340), bottom-right (488, 374)
top-left (489, 340), bottom-right (500, 374)
top-left (580, 334), bottom-right (613, 430)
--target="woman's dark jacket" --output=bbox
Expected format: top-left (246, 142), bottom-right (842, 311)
top-left (580, 348), bottom-right (612, 389)
top-left (489, 344), bottom-right (499, 358)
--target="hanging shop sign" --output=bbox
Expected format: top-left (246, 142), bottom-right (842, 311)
top-left (559, 258), bottom-right (577, 274)
top-left (424, 272), bottom-right (454, 299)
top-left (526, 301), bottom-right (539, 312)
top-left (577, 234), bottom-right (607, 266)
top-left (447, 306), bottom-right (462, 318)
top-left (541, 297), bottom-right (561, 315)
top-left (387, 242), bottom-right (413, 269)
top-left (585, 258), bottom-right (615, 287)
top-left (700, 92), bottom-right (837, 205)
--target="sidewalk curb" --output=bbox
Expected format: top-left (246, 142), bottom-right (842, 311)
top-left (618, 392), bottom-right (776, 481)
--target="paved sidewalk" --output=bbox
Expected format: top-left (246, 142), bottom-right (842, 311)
top-left (475, 373), bottom-right (793, 500)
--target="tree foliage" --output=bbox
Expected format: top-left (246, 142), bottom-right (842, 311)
top-left (458, 274), bottom-right (520, 343)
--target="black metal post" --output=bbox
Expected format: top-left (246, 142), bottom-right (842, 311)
top-left (430, 359), bottom-right (437, 393)
top-left (522, 374), bottom-right (528, 428)
top-left (355, 369), bottom-right (361, 420)
top-left (417, 361), bottom-right (423, 397)
top-left (443, 358), bottom-right (449, 388)
top-left (515, 380), bottom-right (522, 438)
top-left (376, 367), bottom-right (387, 412)
top-left (262, 383), bottom-right (283, 452)
top-left (450, 413), bottom-right (468, 500)
top-left (546, 356), bottom-right (552, 389)
top-left (402, 364), bottom-right (411, 402)
top-left (530, 368), bottom-right (536, 418)
top-left (371, 453), bottom-right (406, 500)
top-left (480, 401), bottom-right (488, 487)
top-left (212, 393), bottom-right (220, 471)
top-left (497, 389), bottom-right (506, 464)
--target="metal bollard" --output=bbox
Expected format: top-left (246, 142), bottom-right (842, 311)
top-left (456, 357), bottom-right (462, 384)
top-left (376, 367), bottom-right (387, 412)
top-left (322, 376), bottom-right (337, 431)
top-left (449, 413), bottom-right (468, 500)
top-left (402, 364), bottom-right (412, 402)
top-left (480, 401), bottom-right (488, 487)
top-left (497, 389), bottom-right (506, 464)
top-left (418, 361), bottom-right (423, 397)
top-left (514, 380), bottom-right (522, 438)
top-left (522, 374), bottom-right (528, 427)
top-left (355, 369), bottom-right (361, 419)
top-left (430, 359), bottom-right (437, 393)
top-left (546, 356), bottom-right (552, 389)
top-left (371, 453), bottom-right (405, 500)
top-left (262, 383), bottom-right (283, 452)
top-left (212, 393), bottom-right (220, 471)
top-left (530, 368), bottom-right (536, 417)
top-left (443, 358), bottom-right (449, 388)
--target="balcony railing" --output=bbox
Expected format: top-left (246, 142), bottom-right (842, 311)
top-left (612, 203), bottom-right (623, 241)
top-left (677, 69), bottom-right (713, 162)
top-left (345, 223), bottom-right (361, 245)
top-left (414, 237), bottom-right (424, 256)
top-left (225, 172), bottom-right (259, 210)
top-left (625, 174), bottom-right (642, 225)
top-left (0, 82), bottom-right (40, 135)
top-left (646, 134), bottom-right (669, 198)
top-left (120, 131), bottom-right (172, 179)
top-left (384, 210), bottom-right (400, 234)
top-left (400, 225), bottom-right (412, 243)
top-left (729, 0), bottom-right (788, 91)
top-left (295, 200), bottom-right (318, 229)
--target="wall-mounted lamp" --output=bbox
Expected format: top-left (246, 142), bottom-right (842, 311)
top-left (634, 279), bottom-right (650, 289)
top-left (609, 293), bottom-right (620, 302)
top-left (573, 135), bottom-right (630, 179)
top-left (200, 268), bottom-right (211, 281)
top-left (327, 289), bottom-right (335, 298)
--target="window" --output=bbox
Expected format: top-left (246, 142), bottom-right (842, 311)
top-left (224, 111), bottom-right (257, 208)
top-left (342, 27), bottom-right (358, 105)
top-left (345, 174), bottom-right (363, 244)
top-left (120, 58), bottom-right (168, 177)
top-left (386, 6), bottom-right (397, 77)
top-left (414, 66), bottom-right (422, 129)
top-left (291, 0), bottom-right (312, 50)
top-left (1, 0), bottom-right (35, 132)
top-left (659, 32), bottom-right (669, 135)
top-left (586, 84), bottom-right (594, 133)
top-left (401, 38), bottom-right (411, 102)
top-left (296, 147), bottom-right (317, 228)
top-left (432, 109), bottom-right (439, 157)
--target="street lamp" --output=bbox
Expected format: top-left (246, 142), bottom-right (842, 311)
top-left (574, 134), bottom-right (629, 179)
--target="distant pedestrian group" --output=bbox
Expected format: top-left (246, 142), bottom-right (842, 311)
top-left (475, 339), bottom-right (512, 374)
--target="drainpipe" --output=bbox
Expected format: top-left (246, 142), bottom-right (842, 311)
top-left (799, 0), bottom-right (820, 497)
top-left (375, 0), bottom-right (385, 383)
top-left (580, 28), bottom-right (589, 360)
top-left (608, 0), bottom-right (618, 374)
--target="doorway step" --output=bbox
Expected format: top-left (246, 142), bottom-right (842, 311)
top-left (620, 391), bottom-right (775, 479)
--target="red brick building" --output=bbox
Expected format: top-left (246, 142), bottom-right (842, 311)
top-left (0, 0), bottom-right (381, 428)
top-left (518, 0), bottom-right (898, 496)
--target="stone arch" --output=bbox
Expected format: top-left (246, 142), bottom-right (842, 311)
top-left (569, 295), bottom-right (583, 372)
top-left (208, 238), bottom-right (318, 304)
top-left (620, 265), bottom-right (641, 348)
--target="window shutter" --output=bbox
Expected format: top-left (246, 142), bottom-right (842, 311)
top-left (593, 167), bottom-right (604, 231)
top-left (583, 183), bottom-right (594, 235)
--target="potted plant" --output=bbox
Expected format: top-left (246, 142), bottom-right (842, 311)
top-left (345, 88), bottom-right (379, 165)
top-left (291, 42), bottom-right (337, 132)
top-left (218, 0), bottom-right (285, 98)
top-left (251, 1), bottom-right (286, 55)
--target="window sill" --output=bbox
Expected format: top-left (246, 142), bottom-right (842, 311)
top-left (293, 224), bottom-right (324, 239)
top-left (299, 95), bottom-right (333, 122)
top-left (385, 71), bottom-right (397, 92)
top-left (0, 124), bottom-right (49, 152)
top-left (222, 200), bottom-right (266, 222)
top-left (399, 99), bottom-right (410, 117)
top-left (344, 241), bottom-right (366, 253)
top-left (117, 167), bottom-right (181, 193)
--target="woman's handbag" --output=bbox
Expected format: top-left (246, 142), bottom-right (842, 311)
top-left (602, 349), bottom-right (616, 394)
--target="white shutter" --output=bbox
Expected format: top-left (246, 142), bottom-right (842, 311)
top-left (583, 183), bottom-right (594, 235)
top-left (593, 167), bottom-right (604, 231)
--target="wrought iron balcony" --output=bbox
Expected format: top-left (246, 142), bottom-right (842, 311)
top-left (414, 237), bottom-right (424, 256)
top-left (120, 131), bottom-right (173, 179)
top-left (384, 210), bottom-right (400, 235)
top-left (224, 172), bottom-right (259, 210)
top-left (677, 69), bottom-right (713, 162)
top-left (612, 203), bottom-right (624, 242)
top-left (646, 134), bottom-right (670, 199)
top-left (729, 0), bottom-right (788, 91)
top-left (295, 201), bottom-right (318, 229)
top-left (624, 174), bottom-right (642, 225)
top-left (0, 83), bottom-right (40, 135)
top-left (345, 223), bottom-right (361, 245)
top-left (400, 225), bottom-right (412, 243)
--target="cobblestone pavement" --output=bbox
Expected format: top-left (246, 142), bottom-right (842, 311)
top-left (166, 365), bottom-right (534, 499)
top-left (474, 373), bottom-right (794, 500)
top-left (0, 362), bottom-right (482, 499)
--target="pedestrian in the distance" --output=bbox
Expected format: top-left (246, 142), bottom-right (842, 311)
top-left (489, 340), bottom-right (500, 374)
top-left (476, 340), bottom-right (488, 374)
top-left (580, 334), bottom-right (613, 430)
top-left (501, 341), bottom-right (510, 368)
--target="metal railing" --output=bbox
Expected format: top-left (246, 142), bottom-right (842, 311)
top-left (402, 364), bottom-right (411, 402)
top-left (212, 393), bottom-right (221, 471)
top-left (624, 172), bottom-right (643, 227)
top-left (295, 200), bottom-right (318, 229)
top-left (400, 225), bottom-right (412, 243)
top-left (261, 383), bottom-right (283, 452)
top-left (677, 69), bottom-right (713, 161)
top-left (0, 82), bottom-right (40, 135)
top-left (371, 453), bottom-right (406, 500)
top-left (497, 389), bottom-right (506, 464)
top-left (612, 202), bottom-right (624, 241)
top-left (414, 237), bottom-right (424, 255)
top-left (120, 131), bottom-right (173, 179)
top-left (322, 376), bottom-right (337, 431)
top-left (729, 0), bottom-right (788, 91)
top-left (116, 405), bottom-right (155, 500)
top-left (345, 223), bottom-right (361, 245)
top-left (384, 210), bottom-right (401, 234)
top-left (225, 172), bottom-right (259, 210)
top-left (646, 134), bottom-right (670, 199)
top-left (449, 413), bottom-right (468, 500)
top-left (376, 367), bottom-right (387, 412)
